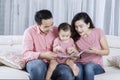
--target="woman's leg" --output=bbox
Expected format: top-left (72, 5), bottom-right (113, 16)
top-left (51, 64), bottom-right (75, 80)
top-left (46, 60), bottom-right (58, 80)
top-left (26, 59), bottom-right (47, 80)
top-left (84, 62), bottom-right (105, 80)
top-left (75, 62), bottom-right (83, 80)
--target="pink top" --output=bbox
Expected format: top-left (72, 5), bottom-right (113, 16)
top-left (53, 37), bottom-right (75, 63)
top-left (75, 28), bottom-right (105, 67)
top-left (22, 24), bottom-right (58, 63)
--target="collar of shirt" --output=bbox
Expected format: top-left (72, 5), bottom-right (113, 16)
top-left (36, 24), bottom-right (53, 35)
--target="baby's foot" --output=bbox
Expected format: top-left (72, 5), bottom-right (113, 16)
top-left (72, 64), bottom-right (79, 76)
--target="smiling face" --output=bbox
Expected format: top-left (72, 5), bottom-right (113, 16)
top-left (39, 18), bottom-right (53, 34)
top-left (75, 19), bottom-right (90, 36)
top-left (59, 29), bottom-right (71, 41)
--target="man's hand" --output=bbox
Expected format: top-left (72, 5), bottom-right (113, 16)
top-left (39, 51), bottom-right (57, 60)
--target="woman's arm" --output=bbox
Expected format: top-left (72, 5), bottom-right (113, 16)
top-left (86, 36), bottom-right (109, 56)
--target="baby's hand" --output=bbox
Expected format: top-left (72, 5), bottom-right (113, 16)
top-left (53, 45), bottom-right (62, 52)
top-left (67, 47), bottom-right (78, 55)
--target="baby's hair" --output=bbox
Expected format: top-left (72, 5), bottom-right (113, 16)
top-left (58, 23), bottom-right (72, 32)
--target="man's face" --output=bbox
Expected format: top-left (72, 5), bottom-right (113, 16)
top-left (39, 18), bottom-right (53, 34)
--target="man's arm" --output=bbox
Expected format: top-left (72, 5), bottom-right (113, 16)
top-left (22, 29), bottom-right (40, 63)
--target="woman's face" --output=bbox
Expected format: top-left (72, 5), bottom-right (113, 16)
top-left (74, 19), bottom-right (90, 36)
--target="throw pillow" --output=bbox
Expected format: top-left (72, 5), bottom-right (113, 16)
top-left (107, 55), bottom-right (120, 68)
top-left (0, 51), bottom-right (25, 69)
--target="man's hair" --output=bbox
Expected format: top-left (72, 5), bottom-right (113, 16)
top-left (35, 9), bottom-right (53, 25)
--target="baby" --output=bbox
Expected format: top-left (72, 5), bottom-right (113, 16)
top-left (45, 23), bottom-right (79, 80)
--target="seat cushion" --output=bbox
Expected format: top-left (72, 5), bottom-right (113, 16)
top-left (95, 67), bottom-right (120, 80)
top-left (0, 66), bottom-right (29, 79)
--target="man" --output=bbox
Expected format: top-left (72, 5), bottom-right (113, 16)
top-left (22, 9), bottom-right (74, 80)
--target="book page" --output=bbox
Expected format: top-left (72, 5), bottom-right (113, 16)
top-left (57, 48), bottom-right (91, 58)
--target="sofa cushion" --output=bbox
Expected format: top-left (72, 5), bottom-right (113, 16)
top-left (11, 36), bottom-right (23, 45)
top-left (0, 36), bottom-right (22, 45)
top-left (0, 66), bottom-right (29, 79)
top-left (103, 48), bottom-right (120, 66)
top-left (95, 67), bottom-right (120, 80)
top-left (0, 63), bottom-right (3, 66)
top-left (0, 36), bottom-right (23, 54)
top-left (0, 45), bottom-right (23, 54)
top-left (0, 36), bottom-right (12, 45)
top-left (106, 35), bottom-right (120, 48)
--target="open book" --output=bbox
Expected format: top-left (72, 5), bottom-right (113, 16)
top-left (57, 48), bottom-right (91, 58)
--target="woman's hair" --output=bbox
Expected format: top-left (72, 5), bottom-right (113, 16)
top-left (35, 9), bottom-right (53, 25)
top-left (71, 12), bottom-right (95, 41)
top-left (58, 23), bottom-right (72, 33)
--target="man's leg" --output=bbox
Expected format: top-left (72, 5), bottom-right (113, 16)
top-left (51, 64), bottom-right (75, 80)
top-left (26, 59), bottom-right (47, 80)
top-left (84, 62), bottom-right (105, 80)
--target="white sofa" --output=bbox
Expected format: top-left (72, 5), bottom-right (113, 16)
top-left (0, 35), bottom-right (120, 80)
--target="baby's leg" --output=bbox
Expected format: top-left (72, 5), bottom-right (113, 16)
top-left (46, 60), bottom-right (58, 80)
top-left (66, 59), bottom-right (79, 76)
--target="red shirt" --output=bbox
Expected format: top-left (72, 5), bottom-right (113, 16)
top-left (76, 28), bottom-right (105, 67)
top-left (22, 24), bottom-right (58, 63)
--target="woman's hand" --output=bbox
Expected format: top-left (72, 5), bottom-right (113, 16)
top-left (85, 47), bottom-right (98, 54)
top-left (39, 51), bottom-right (57, 60)
top-left (86, 47), bottom-right (109, 56)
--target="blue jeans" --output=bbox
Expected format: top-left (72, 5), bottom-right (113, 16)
top-left (25, 59), bottom-right (74, 80)
top-left (51, 64), bottom-right (74, 80)
top-left (76, 62), bottom-right (105, 80)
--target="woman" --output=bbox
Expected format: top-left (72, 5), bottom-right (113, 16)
top-left (70, 12), bottom-right (109, 80)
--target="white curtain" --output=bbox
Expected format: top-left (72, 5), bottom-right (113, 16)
top-left (0, 0), bottom-right (120, 36)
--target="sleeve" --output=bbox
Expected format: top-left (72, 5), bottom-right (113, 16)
top-left (22, 29), bottom-right (40, 63)
top-left (99, 29), bottom-right (105, 38)
top-left (96, 28), bottom-right (106, 40)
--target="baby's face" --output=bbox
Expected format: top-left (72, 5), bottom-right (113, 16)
top-left (59, 30), bottom-right (71, 41)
